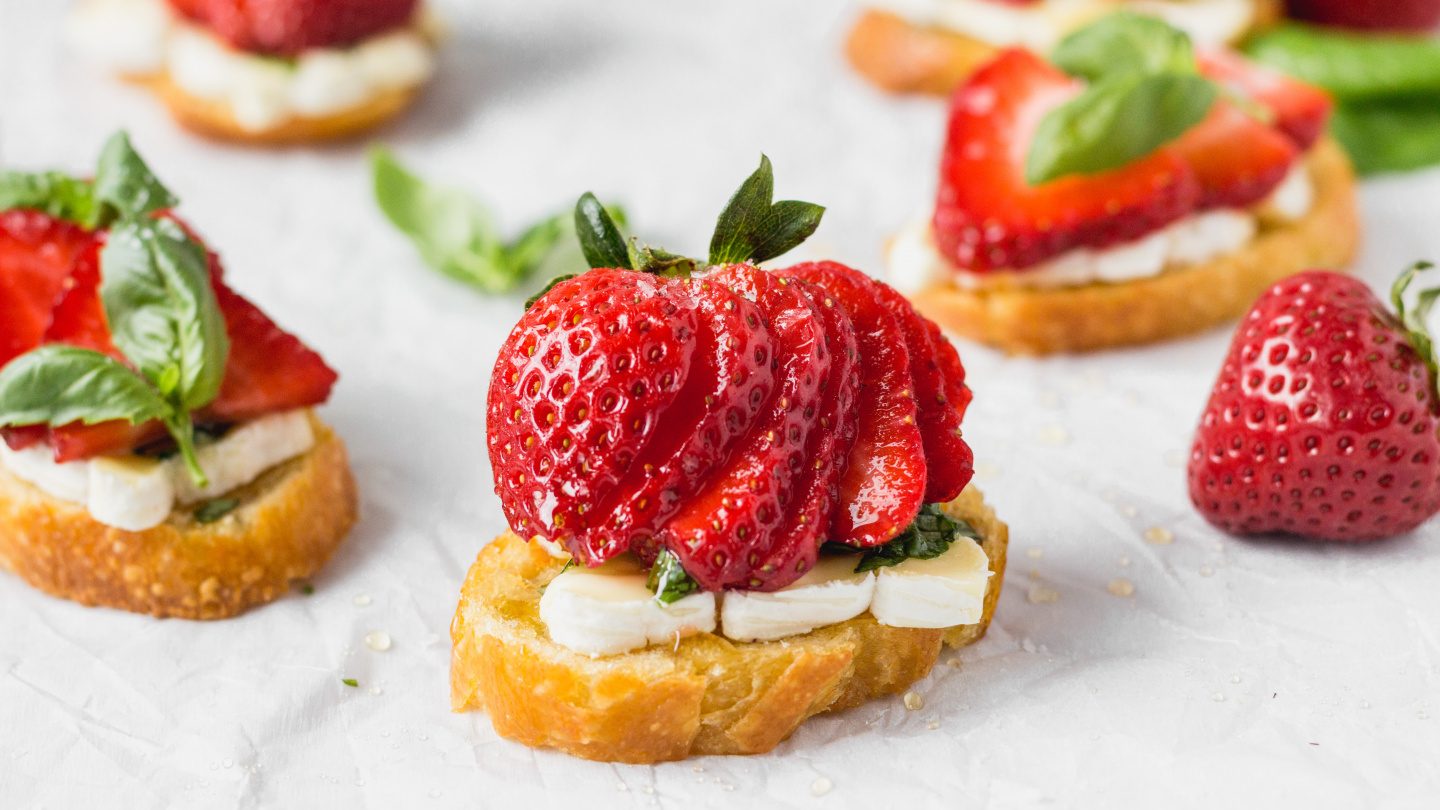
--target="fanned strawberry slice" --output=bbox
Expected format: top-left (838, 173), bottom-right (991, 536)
top-left (0, 210), bottom-right (96, 368)
top-left (1169, 100), bottom-right (1299, 209)
top-left (933, 49), bottom-right (1200, 272)
top-left (659, 265), bottom-right (830, 591)
top-left (1200, 51), bottom-right (1333, 150)
top-left (747, 275), bottom-right (862, 591)
top-left (868, 274), bottom-right (975, 504)
top-left (37, 248), bottom-right (337, 462)
top-left (783, 261), bottom-right (926, 547)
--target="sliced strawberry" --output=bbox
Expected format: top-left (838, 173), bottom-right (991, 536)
top-left (933, 49), bottom-right (1200, 272)
top-left (0, 210), bottom-right (96, 368)
top-left (1200, 50), bottom-right (1333, 150)
top-left (782, 262), bottom-right (926, 547)
top-left (1169, 100), bottom-right (1299, 209)
top-left (168, 0), bottom-right (420, 56)
top-left (658, 265), bottom-right (830, 591)
top-left (866, 273), bottom-right (975, 504)
top-left (746, 275), bottom-right (862, 591)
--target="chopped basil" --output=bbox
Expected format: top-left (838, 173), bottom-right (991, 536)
top-left (825, 504), bottom-right (982, 574)
top-left (342, 678), bottom-right (359, 688)
top-left (647, 549), bottom-right (700, 605)
top-left (194, 498), bottom-right (240, 524)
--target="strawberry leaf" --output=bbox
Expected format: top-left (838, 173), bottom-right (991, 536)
top-left (575, 191), bottom-right (633, 270)
top-left (1391, 261), bottom-right (1439, 379)
top-left (708, 155), bottom-right (824, 266)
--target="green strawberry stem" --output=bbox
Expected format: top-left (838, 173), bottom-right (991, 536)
top-left (1390, 261), bottom-right (1439, 383)
top-left (572, 156), bottom-right (824, 276)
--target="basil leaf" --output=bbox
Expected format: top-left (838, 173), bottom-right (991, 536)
top-left (575, 191), bottom-right (632, 270)
top-left (100, 217), bottom-right (229, 412)
top-left (1052, 11), bottom-right (1196, 82)
top-left (1026, 72), bottom-right (1216, 185)
top-left (647, 549), bottom-right (700, 605)
top-left (827, 504), bottom-right (982, 574)
top-left (708, 155), bottom-right (824, 266)
top-left (0, 171), bottom-right (98, 226)
top-left (92, 131), bottom-right (178, 225)
top-left (0, 345), bottom-right (169, 428)
top-left (194, 497), bottom-right (240, 524)
top-left (1329, 97), bottom-right (1440, 176)
top-left (1244, 24), bottom-right (1440, 102)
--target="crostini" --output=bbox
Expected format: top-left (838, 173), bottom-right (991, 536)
top-left (67, 0), bottom-right (437, 144)
top-left (451, 159), bottom-right (1009, 763)
top-left (847, 0), bottom-right (1283, 95)
top-left (0, 133), bottom-right (357, 618)
top-left (884, 14), bottom-right (1360, 354)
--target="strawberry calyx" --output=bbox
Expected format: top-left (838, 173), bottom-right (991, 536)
top-left (1391, 260), bottom-right (1440, 382)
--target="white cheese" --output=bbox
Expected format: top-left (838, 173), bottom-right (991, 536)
top-left (173, 411), bottom-right (316, 505)
top-left (353, 31), bottom-right (437, 90)
top-left (1261, 163), bottom-right (1315, 223)
top-left (719, 556), bottom-right (876, 642)
top-left (289, 52), bottom-right (374, 117)
top-left (0, 410), bottom-right (317, 532)
top-left (88, 456), bottom-right (175, 532)
top-left (539, 557), bottom-right (717, 657)
top-left (66, 0), bottom-right (173, 75)
top-left (871, 537), bottom-right (993, 629)
top-left (0, 442), bottom-right (90, 503)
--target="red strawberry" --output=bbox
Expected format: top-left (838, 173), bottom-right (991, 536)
top-left (36, 246), bottom-right (337, 462)
top-left (933, 49), bottom-right (1200, 272)
top-left (487, 269), bottom-right (775, 566)
top-left (783, 261), bottom-right (927, 547)
top-left (659, 265), bottom-right (833, 591)
top-left (1188, 267), bottom-right (1440, 541)
top-left (747, 276), bottom-right (862, 591)
top-left (0, 210), bottom-right (96, 368)
top-left (1199, 51), bottom-right (1333, 150)
top-left (1284, 0), bottom-right (1440, 32)
top-left (1168, 100), bottom-right (1299, 209)
top-left (867, 274), bottom-right (975, 503)
top-left (167, 0), bottom-right (419, 56)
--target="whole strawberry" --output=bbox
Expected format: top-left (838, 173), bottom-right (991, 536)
top-left (168, 0), bottom-right (419, 56)
top-left (1189, 264), bottom-right (1440, 541)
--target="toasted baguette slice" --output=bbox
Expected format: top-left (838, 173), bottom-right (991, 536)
top-left (846, 2), bottom-right (1283, 96)
top-left (136, 73), bottom-right (421, 146)
top-left (0, 413), bottom-right (357, 619)
top-left (450, 485), bottom-right (1008, 763)
top-left (903, 138), bottom-right (1360, 355)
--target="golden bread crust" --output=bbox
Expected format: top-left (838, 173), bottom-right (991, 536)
top-left (136, 73), bottom-right (420, 145)
top-left (904, 138), bottom-right (1360, 355)
top-left (846, 1), bottom-right (1284, 96)
top-left (0, 415), bottom-right (358, 619)
top-left (450, 485), bottom-right (1008, 763)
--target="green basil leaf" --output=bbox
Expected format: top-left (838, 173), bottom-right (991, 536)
top-left (707, 155), bottom-right (825, 266)
top-left (827, 504), bottom-right (981, 574)
top-left (0, 345), bottom-right (169, 428)
top-left (1244, 24), bottom-right (1440, 102)
top-left (575, 191), bottom-right (632, 270)
top-left (92, 131), bottom-right (178, 225)
top-left (1329, 97), bottom-right (1440, 175)
top-left (647, 549), bottom-right (700, 605)
top-left (1052, 11), bottom-right (1197, 82)
top-left (100, 217), bottom-right (230, 412)
top-left (1026, 72), bottom-right (1217, 185)
top-left (0, 171), bottom-right (98, 226)
top-left (194, 497), bottom-right (240, 524)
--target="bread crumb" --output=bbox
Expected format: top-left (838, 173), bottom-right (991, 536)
top-left (353, 593), bottom-right (372, 607)
top-left (1199, 565), bottom-right (1215, 577)
top-left (1027, 585), bottom-right (1059, 604)
top-left (1143, 526), bottom-right (1174, 545)
top-left (903, 691), bottom-right (924, 711)
top-left (364, 631), bottom-right (392, 652)
top-left (811, 777), bottom-right (833, 796)
top-left (1107, 578), bottom-right (1135, 598)
top-left (1025, 547), bottom-right (1043, 559)
top-left (1118, 556), bottom-right (1131, 567)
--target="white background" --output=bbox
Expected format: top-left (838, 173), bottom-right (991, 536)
top-left (2, 1), bottom-right (1439, 808)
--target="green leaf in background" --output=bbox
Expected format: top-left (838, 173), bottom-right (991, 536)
top-left (92, 131), bottom-right (178, 226)
top-left (1244, 24), bottom-right (1440, 102)
top-left (100, 217), bottom-right (230, 412)
top-left (371, 147), bottom-right (617, 294)
top-left (1330, 99), bottom-right (1440, 175)
top-left (574, 190), bottom-right (632, 270)
top-left (707, 155), bottom-right (824, 266)
top-left (0, 345), bottom-right (170, 429)
top-left (646, 549), bottom-right (700, 605)
top-left (1026, 72), bottom-right (1217, 185)
top-left (1052, 11), bottom-right (1197, 82)
top-left (0, 171), bottom-right (98, 226)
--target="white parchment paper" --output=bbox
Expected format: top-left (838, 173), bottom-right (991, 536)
top-left (1, 1), bottom-right (1438, 807)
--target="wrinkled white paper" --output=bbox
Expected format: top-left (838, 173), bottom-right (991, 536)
top-left (1, 1), bottom-right (1438, 808)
